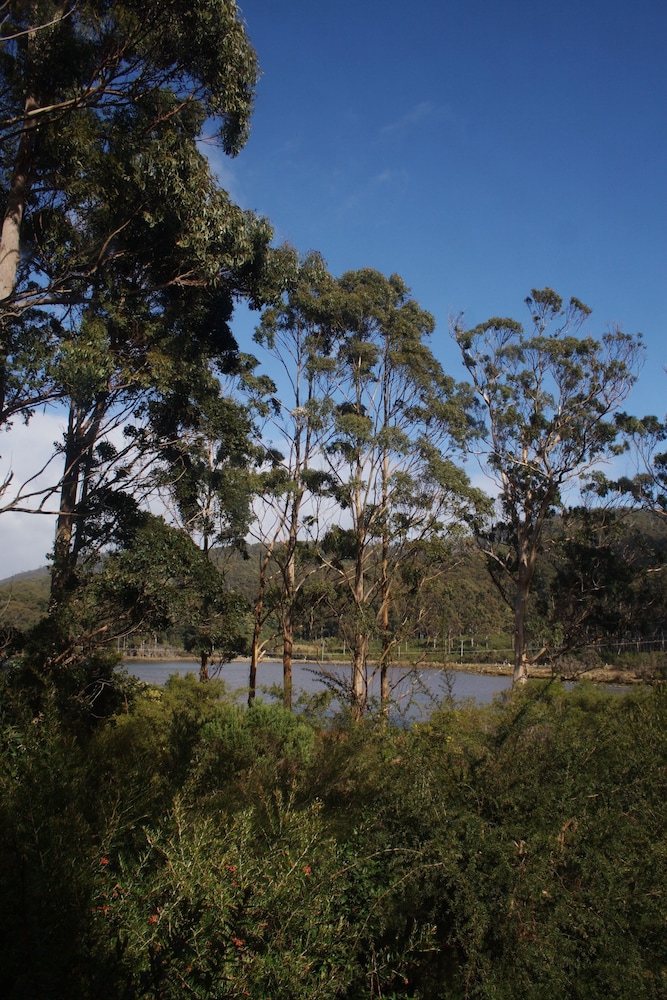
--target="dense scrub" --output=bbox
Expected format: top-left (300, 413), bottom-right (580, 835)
top-left (1, 673), bottom-right (666, 998)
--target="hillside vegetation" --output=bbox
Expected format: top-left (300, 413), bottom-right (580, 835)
top-left (4, 509), bottom-right (666, 679)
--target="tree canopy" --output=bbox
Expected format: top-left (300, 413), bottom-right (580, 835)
top-left (0, 0), bottom-right (295, 693)
top-left (454, 288), bottom-right (644, 683)
top-left (0, 0), bottom-right (291, 512)
top-left (314, 268), bottom-right (484, 714)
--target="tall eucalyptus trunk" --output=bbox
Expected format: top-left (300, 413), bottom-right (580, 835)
top-left (0, 5), bottom-right (69, 302)
top-left (0, 95), bottom-right (38, 302)
top-left (282, 547), bottom-right (295, 710)
top-left (50, 396), bottom-right (106, 608)
top-left (512, 545), bottom-right (533, 685)
top-left (249, 544), bottom-right (274, 707)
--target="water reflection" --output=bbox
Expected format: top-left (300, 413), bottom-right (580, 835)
top-left (122, 659), bottom-right (514, 719)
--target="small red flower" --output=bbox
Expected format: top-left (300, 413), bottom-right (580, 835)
top-left (303, 865), bottom-right (312, 875)
top-left (148, 914), bottom-right (159, 925)
top-left (231, 936), bottom-right (244, 949)
top-left (225, 864), bottom-right (237, 873)
top-left (100, 857), bottom-right (109, 866)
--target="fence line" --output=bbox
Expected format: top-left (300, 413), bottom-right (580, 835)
top-left (419, 634), bottom-right (667, 662)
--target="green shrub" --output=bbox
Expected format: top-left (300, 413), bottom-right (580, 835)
top-left (2, 671), bottom-right (666, 999)
top-left (95, 795), bottom-right (381, 999)
top-left (0, 711), bottom-right (108, 998)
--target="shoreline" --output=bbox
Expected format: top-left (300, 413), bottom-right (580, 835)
top-left (122, 654), bottom-right (645, 686)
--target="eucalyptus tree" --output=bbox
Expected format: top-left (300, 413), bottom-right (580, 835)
top-left (318, 269), bottom-right (483, 717)
top-left (22, 513), bottom-right (247, 712)
top-left (1, 0), bottom-right (262, 315)
top-left (0, 1), bottom-right (298, 695)
top-left (589, 412), bottom-right (667, 521)
top-left (151, 350), bottom-right (285, 548)
top-left (148, 360), bottom-right (271, 680)
top-left (453, 288), bottom-right (644, 684)
top-left (0, 1), bottom-right (293, 600)
top-left (247, 252), bottom-right (336, 708)
top-left (0, 0), bottom-right (282, 500)
top-left (0, 0), bottom-right (267, 448)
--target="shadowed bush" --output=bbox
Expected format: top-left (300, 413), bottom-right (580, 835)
top-left (1, 674), bottom-right (666, 998)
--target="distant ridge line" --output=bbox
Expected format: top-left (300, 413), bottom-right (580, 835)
top-left (0, 566), bottom-right (49, 587)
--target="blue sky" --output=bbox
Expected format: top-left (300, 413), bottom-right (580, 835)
top-left (1, 0), bottom-right (665, 578)
top-left (222, 0), bottom-right (666, 417)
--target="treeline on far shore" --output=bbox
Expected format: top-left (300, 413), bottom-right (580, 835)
top-left (3, 510), bottom-right (667, 682)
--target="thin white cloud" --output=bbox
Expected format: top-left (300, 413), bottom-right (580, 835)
top-left (0, 508), bottom-right (55, 578)
top-left (375, 168), bottom-right (399, 184)
top-left (379, 101), bottom-right (438, 136)
top-left (0, 412), bottom-right (67, 577)
top-left (338, 166), bottom-right (409, 215)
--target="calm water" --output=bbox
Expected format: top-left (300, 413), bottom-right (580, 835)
top-left (122, 658), bottom-right (514, 720)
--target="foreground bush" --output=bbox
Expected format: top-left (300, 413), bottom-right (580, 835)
top-left (1, 675), bottom-right (666, 998)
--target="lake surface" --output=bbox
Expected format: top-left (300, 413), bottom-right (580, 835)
top-left (122, 658), bottom-right (514, 719)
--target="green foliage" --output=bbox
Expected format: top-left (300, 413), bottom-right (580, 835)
top-left (1, 0), bottom-right (271, 404)
top-left (454, 290), bottom-right (645, 681)
top-left (149, 355), bottom-right (276, 552)
top-left (193, 699), bottom-right (317, 810)
top-left (0, 709), bottom-right (108, 998)
top-left (1, 0), bottom-right (294, 674)
top-left (1, 676), bottom-right (667, 998)
top-left (455, 683), bottom-right (667, 999)
top-left (93, 674), bottom-right (236, 816)
top-left (3, 517), bottom-right (248, 727)
top-left (533, 506), bottom-right (667, 659)
top-left (203, 699), bottom-right (315, 771)
top-left (98, 516), bottom-right (249, 667)
top-left (0, 568), bottom-right (49, 630)
top-left (98, 796), bottom-right (370, 1000)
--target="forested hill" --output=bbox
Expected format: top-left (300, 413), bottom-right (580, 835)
top-left (0, 567), bottom-right (49, 582)
top-left (0, 540), bottom-right (510, 639)
top-left (0, 567), bottom-right (50, 629)
top-left (2, 509), bottom-right (666, 652)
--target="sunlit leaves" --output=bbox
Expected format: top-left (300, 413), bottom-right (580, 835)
top-left (454, 289), bottom-right (644, 679)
